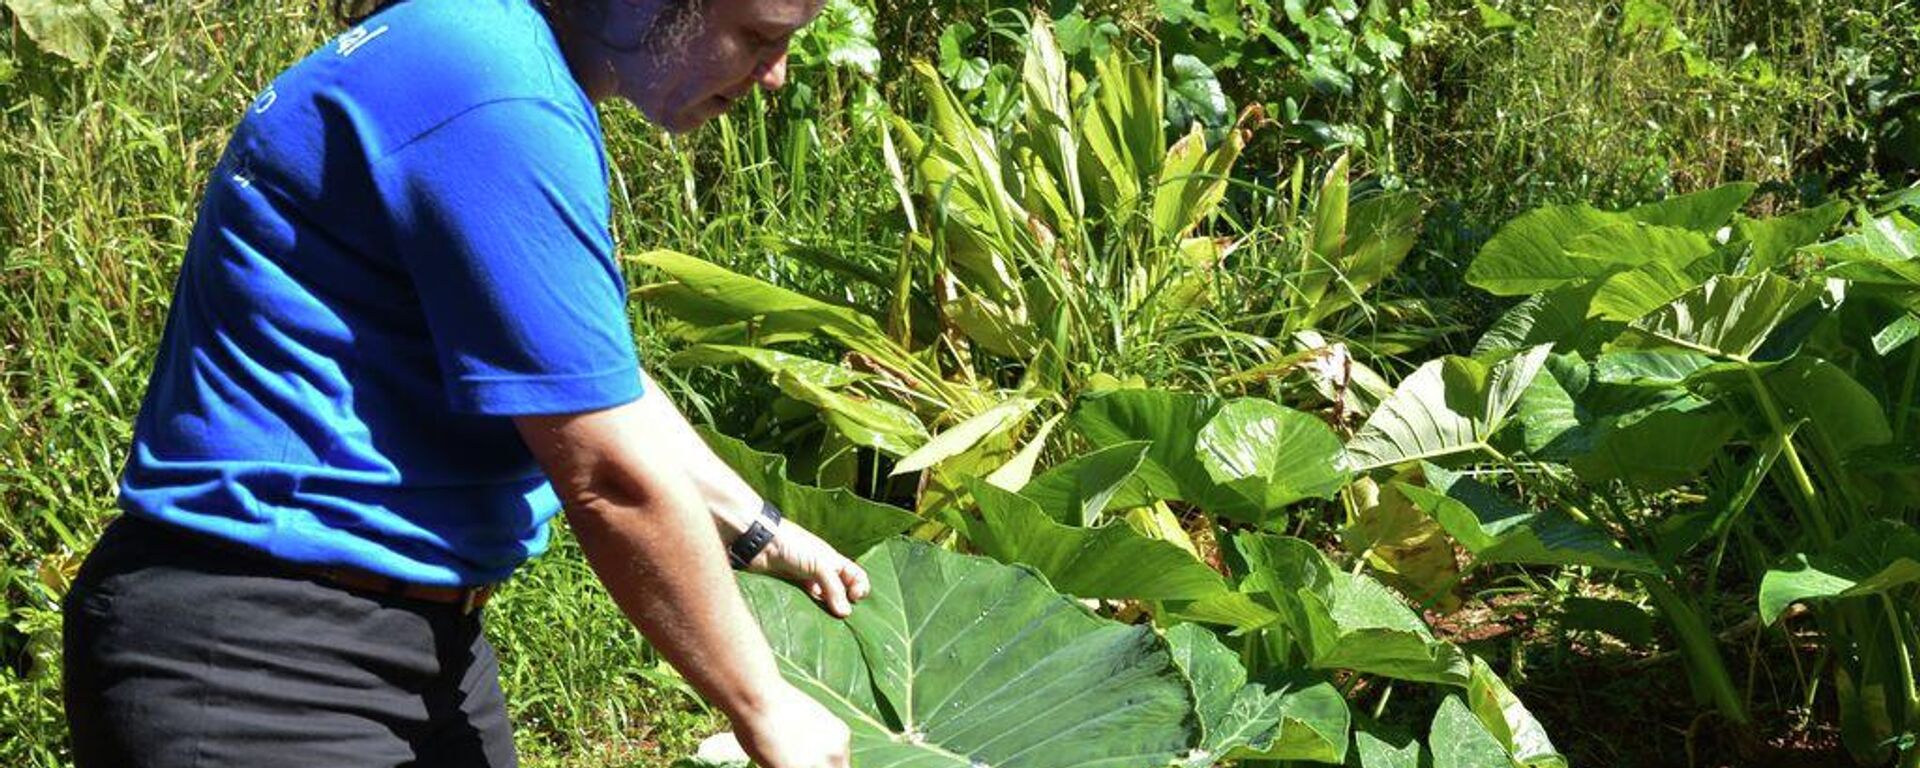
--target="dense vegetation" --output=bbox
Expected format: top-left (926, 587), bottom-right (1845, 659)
top-left (4, 1), bottom-right (1919, 766)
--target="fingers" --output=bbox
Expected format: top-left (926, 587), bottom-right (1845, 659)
top-left (817, 564), bottom-right (852, 618)
top-left (841, 561), bottom-right (870, 603)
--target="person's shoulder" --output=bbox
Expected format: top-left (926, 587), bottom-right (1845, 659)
top-left (314, 0), bottom-right (595, 157)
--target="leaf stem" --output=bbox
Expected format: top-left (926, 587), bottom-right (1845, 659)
top-left (1643, 576), bottom-right (1751, 724)
top-left (1898, 339), bottom-right (1920, 444)
top-left (1741, 366), bottom-right (1834, 547)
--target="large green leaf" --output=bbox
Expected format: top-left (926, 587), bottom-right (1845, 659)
top-left (1504, 353), bottom-right (1587, 457)
top-left (1073, 389), bottom-right (1218, 508)
top-left (1165, 624), bottom-right (1350, 766)
top-left (1686, 356), bottom-right (1893, 456)
top-left (1805, 212), bottom-right (1920, 287)
top-left (1396, 465), bottom-right (1655, 573)
top-left (962, 481), bottom-right (1228, 601)
top-left (733, 539), bottom-right (1201, 768)
top-left (1465, 657), bottom-right (1566, 768)
top-left (1017, 441), bottom-right (1150, 525)
top-left (1587, 255), bottom-right (1720, 322)
top-left (668, 345), bottom-right (870, 388)
top-left (1516, 352), bottom-right (1736, 487)
top-left (1197, 399), bottom-right (1351, 514)
top-left (1564, 221), bottom-right (1715, 273)
top-left (697, 428), bottom-right (919, 556)
top-left (1759, 520), bottom-right (1920, 624)
top-left (1473, 283), bottom-right (1622, 356)
top-left (774, 370), bottom-right (930, 457)
top-left (1626, 182), bottom-right (1756, 232)
top-left (1732, 200), bottom-right (1849, 274)
top-left (1428, 695), bottom-right (1515, 768)
top-left (1566, 394), bottom-right (1739, 490)
top-left (637, 250), bottom-right (900, 361)
top-left (1354, 726), bottom-right (1425, 768)
top-left (1172, 591), bottom-right (1285, 633)
top-left (1236, 534), bottom-right (1471, 685)
top-left (1616, 274), bottom-right (1838, 362)
top-left (1465, 205), bottom-right (1633, 295)
top-left (1074, 391), bottom-right (1348, 522)
top-left (1344, 345), bottom-right (1554, 472)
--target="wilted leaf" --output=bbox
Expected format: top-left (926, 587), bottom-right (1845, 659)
top-left (5, 0), bottom-right (123, 65)
top-left (1345, 476), bottom-right (1463, 612)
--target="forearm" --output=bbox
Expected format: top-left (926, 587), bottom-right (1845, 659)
top-left (635, 369), bottom-right (768, 538)
top-left (563, 459), bottom-right (785, 722)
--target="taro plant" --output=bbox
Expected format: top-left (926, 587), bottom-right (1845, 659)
top-left (1335, 184), bottom-right (1920, 765)
top-left (680, 535), bottom-right (1563, 768)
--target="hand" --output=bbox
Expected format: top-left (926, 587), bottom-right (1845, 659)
top-left (747, 518), bottom-right (870, 618)
top-left (734, 684), bottom-right (852, 768)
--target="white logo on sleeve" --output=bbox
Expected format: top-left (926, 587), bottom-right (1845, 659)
top-left (336, 24), bottom-right (390, 57)
top-left (251, 85), bottom-right (278, 114)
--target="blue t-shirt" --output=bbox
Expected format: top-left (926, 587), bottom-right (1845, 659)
top-left (119, 0), bottom-right (643, 586)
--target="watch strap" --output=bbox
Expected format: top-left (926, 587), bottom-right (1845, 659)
top-left (727, 501), bottom-right (783, 570)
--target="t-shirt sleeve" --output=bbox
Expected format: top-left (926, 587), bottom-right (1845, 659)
top-left (378, 97), bottom-right (643, 416)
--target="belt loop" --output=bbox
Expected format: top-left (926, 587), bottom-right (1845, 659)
top-left (461, 586), bottom-right (483, 615)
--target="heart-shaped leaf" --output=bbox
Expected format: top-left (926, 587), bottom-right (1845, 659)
top-left (732, 539), bottom-right (1201, 768)
top-left (1344, 345), bottom-right (1554, 472)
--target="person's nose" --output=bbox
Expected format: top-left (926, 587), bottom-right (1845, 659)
top-left (753, 51), bottom-right (788, 91)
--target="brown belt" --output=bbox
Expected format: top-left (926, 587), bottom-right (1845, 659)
top-left (289, 563), bottom-right (498, 614)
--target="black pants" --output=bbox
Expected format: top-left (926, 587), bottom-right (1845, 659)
top-left (63, 515), bottom-right (517, 767)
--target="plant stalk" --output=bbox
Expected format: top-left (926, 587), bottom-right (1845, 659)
top-left (1643, 576), bottom-right (1751, 725)
top-left (1743, 367), bottom-right (1835, 547)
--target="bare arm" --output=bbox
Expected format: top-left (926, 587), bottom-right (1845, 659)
top-left (513, 401), bottom-right (849, 768)
top-left (629, 369), bottom-right (870, 616)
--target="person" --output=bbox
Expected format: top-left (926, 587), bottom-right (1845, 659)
top-left (60, 0), bottom-right (868, 766)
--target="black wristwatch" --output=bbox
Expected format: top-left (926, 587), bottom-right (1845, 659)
top-left (727, 500), bottom-right (784, 570)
